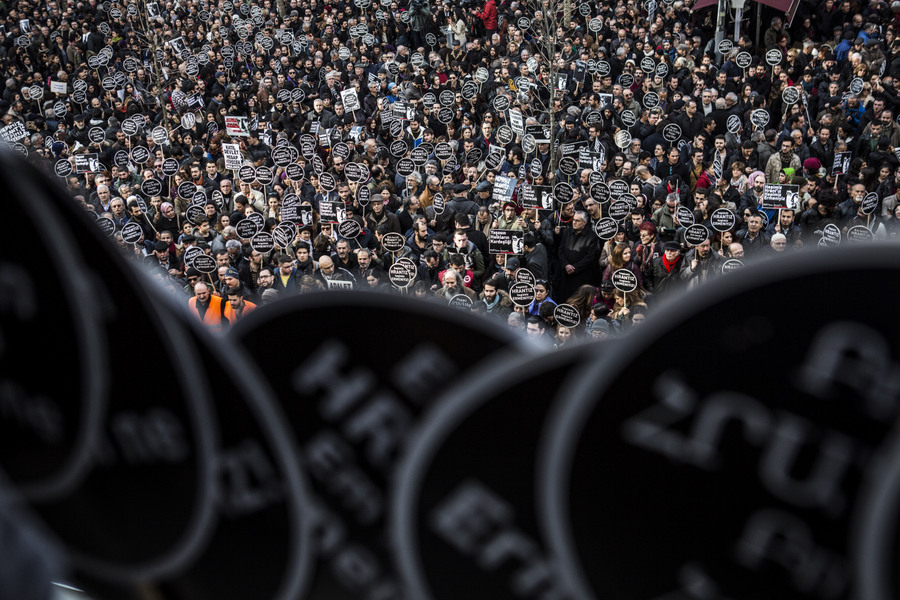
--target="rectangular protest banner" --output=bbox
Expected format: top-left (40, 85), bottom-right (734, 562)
top-left (492, 175), bottom-right (516, 204)
top-left (326, 279), bottom-right (354, 290)
top-left (520, 184), bottom-right (538, 209)
top-left (340, 88), bottom-right (361, 112)
top-left (224, 115), bottom-right (249, 137)
top-left (761, 184), bottom-right (801, 210)
top-left (393, 101), bottom-right (409, 120)
top-left (538, 186), bottom-right (555, 210)
top-left (50, 81), bottom-right (67, 94)
top-left (74, 153), bottom-right (101, 173)
top-left (169, 36), bottom-right (187, 57)
top-left (526, 124), bottom-right (551, 143)
top-left (509, 109), bottom-right (524, 135)
top-left (0, 121), bottom-right (27, 142)
top-left (299, 205), bottom-right (314, 227)
top-left (832, 151), bottom-right (851, 176)
top-left (574, 61), bottom-right (587, 82)
top-left (319, 128), bottom-right (332, 148)
top-left (319, 201), bottom-right (341, 224)
top-left (279, 205), bottom-right (299, 222)
top-left (578, 148), bottom-right (594, 169)
top-left (560, 140), bottom-right (587, 156)
top-left (222, 143), bottom-right (243, 171)
top-left (186, 94), bottom-right (204, 110)
top-left (489, 229), bottom-right (525, 255)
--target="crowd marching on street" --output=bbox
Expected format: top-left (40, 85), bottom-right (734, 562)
top-left (2, 0), bottom-right (898, 343)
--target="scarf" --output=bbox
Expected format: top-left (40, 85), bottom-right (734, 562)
top-left (662, 254), bottom-right (680, 273)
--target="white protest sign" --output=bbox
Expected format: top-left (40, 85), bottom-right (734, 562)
top-left (225, 115), bottom-right (250, 137)
top-left (222, 143), bottom-right (243, 171)
top-left (509, 109), bottom-right (524, 135)
top-left (0, 121), bottom-right (27, 143)
top-left (340, 88), bottom-right (361, 112)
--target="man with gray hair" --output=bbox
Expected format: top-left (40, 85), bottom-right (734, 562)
top-left (91, 184), bottom-right (113, 214)
top-left (212, 225), bottom-right (239, 254)
top-left (557, 209), bottom-right (599, 300)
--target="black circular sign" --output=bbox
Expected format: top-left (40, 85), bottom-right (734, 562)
top-left (121, 222), bottom-right (144, 244)
top-left (186, 205), bottom-right (206, 225)
top-left (88, 127), bottom-right (105, 144)
top-left (130, 146), bottom-right (150, 164)
top-left (55, 159), bottom-right (73, 177)
top-left (434, 142), bottom-right (454, 161)
top-left (389, 262), bottom-right (415, 287)
top-left (286, 163), bottom-right (304, 181)
top-left (410, 147), bottom-right (429, 166)
top-left (711, 208), bottom-right (736, 232)
top-left (862, 193), bottom-right (879, 215)
top-left (542, 247), bottom-right (900, 600)
top-left (255, 166), bottom-right (274, 186)
top-left (250, 231), bottom-right (275, 253)
top-left (238, 165), bottom-right (256, 183)
top-left (236, 219), bottom-right (260, 240)
top-left (590, 182), bottom-right (611, 204)
top-left (684, 223), bottom-right (710, 246)
top-left (611, 268), bottom-right (638, 292)
top-left (676, 205), bottom-right (694, 226)
top-left (391, 140), bottom-right (409, 158)
top-left (96, 216), bottom-right (116, 236)
top-left (396, 159), bottom-right (416, 177)
top-left (161, 158), bottom-right (180, 177)
top-left (178, 182), bottom-right (197, 199)
top-left (141, 179), bottom-right (162, 197)
top-left (191, 253), bottom-right (217, 273)
top-left (663, 123), bottom-right (682, 143)
top-left (508, 282), bottom-right (535, 306)
top-left (554, 182), bottom-right (574, 205)
top-left (554, 303), bottom-right (581, 328)
top-left (594, 217), bottom-right (619, 240)
top-left (338, 219), bottom-right (362, 239)
top-left (229, 290), bottom-right (526, 600)
top-left (608, 200), bottom-right (630, 221)
top-left (751, 109), bottom-right (770, 128)
top-left (381, 232), bottom-right (405, 253)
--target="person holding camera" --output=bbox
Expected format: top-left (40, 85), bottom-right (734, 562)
top-left (407, 0), bottom-right (431, 50)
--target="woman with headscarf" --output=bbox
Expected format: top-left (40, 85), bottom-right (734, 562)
top-left (156, 201), bottom-right (183, 237)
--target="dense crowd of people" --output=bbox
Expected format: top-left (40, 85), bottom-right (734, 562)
top-left (1, 0), bottom-right (897, 344)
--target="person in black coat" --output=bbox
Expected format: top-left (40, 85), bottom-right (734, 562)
top-left (556, 210), bottom-right (599, 301)
top-left (522, 232), bottom-right (550, 281)
top-left (646, 241), bottom-right (685, 296)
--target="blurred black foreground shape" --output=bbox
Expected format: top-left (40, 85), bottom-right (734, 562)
top-left (0, 151), bottom-right (899, 600)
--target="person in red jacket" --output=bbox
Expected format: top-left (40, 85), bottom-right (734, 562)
top-left (474, 0), bottom-right (498, 37)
